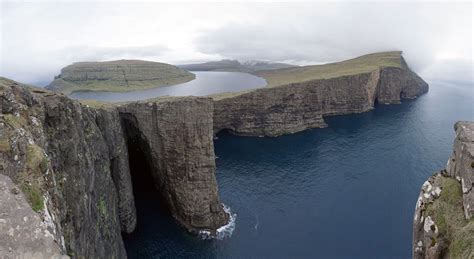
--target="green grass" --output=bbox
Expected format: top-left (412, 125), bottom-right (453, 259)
top-left (425, 176), bottom-right (474, 257)
top-left (4, 114), bottom-right (28, 129)
top-left (0, 138), bottom-right (10, 152)
top-left (53, 74), bottom-right (196, 94)
top-left (256, 51), bottom-right (404, 87)
top-left (17, 144), bottom-right (47, 213)
top-left (21, 183), bottom-right (44, 212)
top-left (98, 197), bottom-right (108, 219)
top-left (49, 60), bottom-right (196, 94)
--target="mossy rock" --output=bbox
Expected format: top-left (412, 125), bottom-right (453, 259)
top-left (426, 176), bottom-right (474, 257)
top-left (4, 114), bottom-right (28, 129)
top-left (17, 144), bottom-right (47, 213)
top-left (0, 138), bottom-right (10, 152)
top-left (21, 182), bottom-right (44, 212)
top-left (26, 144), bottom-right (47, 174)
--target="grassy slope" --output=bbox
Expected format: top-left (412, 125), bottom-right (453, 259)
top-left (49, 60), bottom-right (195, 94)
top-left (211, 51), bottom-right (404, 100)
top-left (256, 51), bottom-right (403, 87)
top-left (426, 176), bottom-right (474, 258)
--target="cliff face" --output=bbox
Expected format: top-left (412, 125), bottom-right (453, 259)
top-left (46, 60), bottom-right (195, 94)
top-left (0, 52), bottom-right (429, 258)
top-left (0, 78), bottom-right (226, 258)
top-left (117, 98), bottom-right (228, 233)
top-left (413, 121), bottom-right (474, 259)
top-left (1, 79), bottom-right (130, 257)
top-left (213, 63), bottom-right (428, 137)
top-left (0, 174), bottom-right (66, 258)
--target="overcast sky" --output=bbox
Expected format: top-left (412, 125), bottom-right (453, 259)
top-left (0, 1), bottom-right (472, 85)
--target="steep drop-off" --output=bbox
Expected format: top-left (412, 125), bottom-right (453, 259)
top-left (212, 52), bottom-right (428, 136)
top-left (47, 60), bottom-right (195, 94)
top-left (0, 51), bottom-right (429, 258)
top-left (0, 78), bottom-right (226, 258)
top-left (413, 121), bottom-right (474, 258)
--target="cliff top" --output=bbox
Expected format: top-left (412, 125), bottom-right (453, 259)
top-left (46, 60), bottom-right (195, 94)
top-left (256, 51), bottom-right (404, 87)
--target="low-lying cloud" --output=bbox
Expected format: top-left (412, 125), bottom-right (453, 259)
top-left (0, 1), bottom-right (472, 85)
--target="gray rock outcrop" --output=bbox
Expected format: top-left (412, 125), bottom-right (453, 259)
top-left (0, 77), bottom-right (227, 258)
top-left (117, 98), bottom-right (228, 234)
top-left (0, 174), bottom-right (68, 258)
top-left (413, 121), bottom-right (474, 258)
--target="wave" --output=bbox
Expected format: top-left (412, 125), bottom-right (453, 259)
top-left (199, 203), bottom-right (237, 240)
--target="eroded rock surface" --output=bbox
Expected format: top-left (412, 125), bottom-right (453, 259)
top-left (413, 121), bottom-right (474, 259)
top-left (213, 55), bottom-right (428, 137)
top-left (0, 77), bottom-right (228, 258)
top-left (1, 78), bottom-right (129, 257)
top-left (118, 97), bottom-right (228, 234)
top-left (0, 174), bottom-right (68, 258)
top-left (0, 52), bottom-right (429, 258)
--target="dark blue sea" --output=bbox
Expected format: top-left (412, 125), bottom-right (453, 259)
top-left (123, 80), bottom-right (473, 258)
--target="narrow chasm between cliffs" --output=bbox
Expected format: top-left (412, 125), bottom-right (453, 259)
top-left (120, 113), bottom-right (173, 255)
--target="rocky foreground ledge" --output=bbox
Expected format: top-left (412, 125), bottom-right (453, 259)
top-left (0, 52), bottom-right (428, 258)
top-left (413, 121), bottom-right (474, 258)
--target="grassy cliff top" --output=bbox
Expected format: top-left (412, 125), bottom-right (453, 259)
top-left (256, 51), bottom-right (404, 87)
top-left (47, 60), bottom-right (195, 94)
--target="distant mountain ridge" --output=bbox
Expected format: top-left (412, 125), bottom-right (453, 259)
top-left (178, 59), bottom-right (297, 73)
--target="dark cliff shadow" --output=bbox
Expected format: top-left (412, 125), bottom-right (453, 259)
top-left (120, 114), bottom-right (172, 258)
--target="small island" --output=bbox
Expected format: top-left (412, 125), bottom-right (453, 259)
top-left (46, 60), bottom-right (195, 94)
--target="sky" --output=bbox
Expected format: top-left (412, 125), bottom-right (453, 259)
top-left (0, 1), bottom-right (472, 85)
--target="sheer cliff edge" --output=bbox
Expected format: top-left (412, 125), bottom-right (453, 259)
top-left (0, 51), bottom-right (428, 258)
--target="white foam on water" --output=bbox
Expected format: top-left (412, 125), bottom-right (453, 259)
top-left (199, 203), bottom-right (237, 240)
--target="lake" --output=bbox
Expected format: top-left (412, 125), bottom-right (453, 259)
top-left (123, 79), bottom-right (473, 258)
top-left (69, 71), bottom-right (267, 102)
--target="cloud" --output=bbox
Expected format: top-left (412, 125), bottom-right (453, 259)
top-left (0, 1), bottom-right (472, 84)
top-left (194, 2), bottom-right (472, 82)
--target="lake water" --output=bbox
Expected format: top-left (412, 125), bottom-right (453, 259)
top-left (123, 80), bottom-right (473, 258)
top-left (69, 71), bottom-right (267, 102)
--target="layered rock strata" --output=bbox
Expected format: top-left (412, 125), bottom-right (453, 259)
top-left (117, 98), bottom-right (228, 233)
top-left (46, 60), bottom-right (195, 94)
top-left (213, 57), bottom-right (428, 137)
top-left (413, 121), bottom-right (474, 258)
top-left (0, 78), bottom-right (226, 258)
top-left (0, 52), bottom-right (429, 258)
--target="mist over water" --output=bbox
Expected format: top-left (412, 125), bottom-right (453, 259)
top-left (123, 80), bottom-right (473, 258)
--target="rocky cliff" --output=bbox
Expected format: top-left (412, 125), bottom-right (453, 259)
top-left (213, 52), bottom-right (428, 136)
top-left (413, 121), bottom-right (474, 258)
top-left (47, 60), bottom-right (195, 94)
top-left (0, 77), bottom-right (227, 258)
top-left (0, 51), bottom-right (429, 258)
top-left (117, 98), bottom-right (228, 233)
